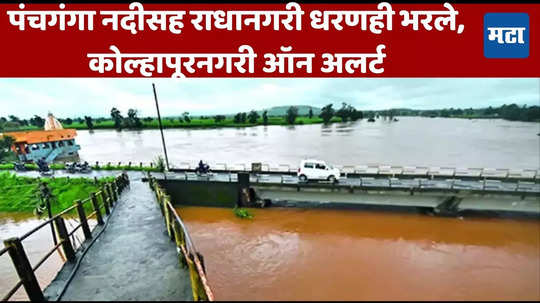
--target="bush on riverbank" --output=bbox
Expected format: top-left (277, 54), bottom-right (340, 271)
top-left (233, 207), bottom-right (254, 219)
top-left (0, 172), bottom-right (114, 215)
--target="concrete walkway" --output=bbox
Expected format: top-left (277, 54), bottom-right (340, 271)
top-left (44, 179), bottom-right (193, 301)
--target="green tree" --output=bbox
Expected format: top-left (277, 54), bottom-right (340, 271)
top-left (350, 107), bottom-right (363, 121)
top-left (84, 116), bottom-right (94, 129)
top-left (336, 103), bottom-right (350, 122)
top-left (240, 112), bottom-right (247, 123)
top-left (110, 107), bottom-right (123, 130)
top-left (262, 110), bottom-right (268, 125)
top-left (214, 115), bottom-right (226, 123)
top-left (182, 112), bottom-right (191, 123)
top-left (247, 110), bottom-right (260, 124)
top-left (319, 104), bottom-right (335, 124)
top-left (64, 118), bottom-right (73, 125)
top-left (0, 135), bottom-right (16, 162)
top-left (525, 106), bottom-right (540, 121)
top-left (484, 106), bottom-right (496, 115)
top-left (30, 115), bottom-right (45, 128)
top-left (8, 115), bottom-right (20, 124)
top-left (126, 109), bottom-right (143, 128)
top-left (308, 108), bottom-right (313, 119)
top-left (233, 113), bottom-right (242, 124)
top-left (286, 106), bottom-right (298, 124)
top-left (440, 109), bottom-right (450, 118)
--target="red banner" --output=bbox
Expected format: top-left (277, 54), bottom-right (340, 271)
top-left (0, 2), bottom-right (538, 77)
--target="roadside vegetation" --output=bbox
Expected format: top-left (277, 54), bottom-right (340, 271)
top-left (0, 172), bottom-right (114, 214)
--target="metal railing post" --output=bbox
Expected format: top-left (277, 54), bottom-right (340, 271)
top-left (3, 237), bottom-right (45, 301)
top-left (112, 182), bottom-right (119, 201)
top-left (54, 217), bottom-right (76, 262)
top-left (76, 200), bottom-right (92, 240)
top-left (101, 186), bottom-right (111, 215)
top-left (106, 184), bottom-right (115, 206)
top-left (91, 192), bottom-right (104, 225)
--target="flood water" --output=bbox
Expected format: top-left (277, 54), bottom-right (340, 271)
top-left (2, 117), bottom-right (539, 300)
top-left (178, 206), bottom-right (540, 301)
top-left (77, 117), bottom-right (540, 169)
top-left (0, 213), bottom-right (97, 301)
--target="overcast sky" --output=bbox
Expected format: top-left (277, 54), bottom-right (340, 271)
top-left (0, 78), bottom-right (538, 119)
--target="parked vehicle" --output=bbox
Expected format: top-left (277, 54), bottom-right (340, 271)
top-left (66, 161), bottom-right (92, 174)
top-left (37, 158), bottom-right (53, 176)
top-left (13, 162), bottom-right (27, 172)
top-left (297, 159), bottom-right (340, 183)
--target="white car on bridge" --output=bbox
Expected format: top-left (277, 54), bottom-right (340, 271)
top-left (297, 159), bottom-right (341, 183)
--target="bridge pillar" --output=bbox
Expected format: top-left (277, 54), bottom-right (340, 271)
top-left (237, 172), bottom-right (250, 207)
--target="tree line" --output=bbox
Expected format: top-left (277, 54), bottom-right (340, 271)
top-left (227, 103), bottom-right (364, 126)
top-left (1, 103), bottom-right (538, 132)
top-left (367, 104), bottom-right (540, 122)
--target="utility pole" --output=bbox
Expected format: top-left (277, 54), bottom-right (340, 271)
top-left (152, 83), bottom-right (170, 171)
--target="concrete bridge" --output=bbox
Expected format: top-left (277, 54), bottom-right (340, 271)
top-left (154, 170), bottom-right (539, 218)
top-left (11, 167), bottom-right (540, 215)
top-left (89, 159), bottom-right (540, 181)
top-left (1, 172), bottom-right (213, 302)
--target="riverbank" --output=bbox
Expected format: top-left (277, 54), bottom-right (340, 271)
top-left (0, 172), bottom-right (113, 213)
top-left (3, 114), bottom-right (538, 132)
top-left (2, 116), bottom-right (343, 131)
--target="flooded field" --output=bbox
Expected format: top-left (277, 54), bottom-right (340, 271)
top-left (178, 206), bottom-right (540, 301)
top-left (0, 213), bottom-right (97, 301)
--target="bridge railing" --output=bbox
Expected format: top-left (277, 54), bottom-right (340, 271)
top-left (0, 173), bottom-right (130, 302)
top-left (18, 160), bottom-right (537, 181)
top-left (165, 161), bottom-right (539, 181)
top-left (148, 176), bottom-right (214, 302)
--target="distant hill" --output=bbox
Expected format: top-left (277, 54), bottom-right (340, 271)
top-left (260, 105), bottom-right (321, 116)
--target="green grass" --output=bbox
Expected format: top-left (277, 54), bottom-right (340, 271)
top-left (2, 116), bottom-right (342, 132)
top-left (0, 172), bottom-right (114, 215)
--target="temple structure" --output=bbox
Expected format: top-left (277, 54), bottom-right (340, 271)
top-left (2, 113), bottom-right (81, 163)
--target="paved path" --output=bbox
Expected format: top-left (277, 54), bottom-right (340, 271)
top-left (45, 179), bottom-right (193, 301)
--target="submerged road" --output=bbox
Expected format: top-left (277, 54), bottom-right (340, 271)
top-left (43, 178), bottom-right (193, 301)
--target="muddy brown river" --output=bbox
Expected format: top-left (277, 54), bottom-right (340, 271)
top-left (0, 213), bottom-right (97, 301)
top-left (178, 206), bottom-right (540, 301)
